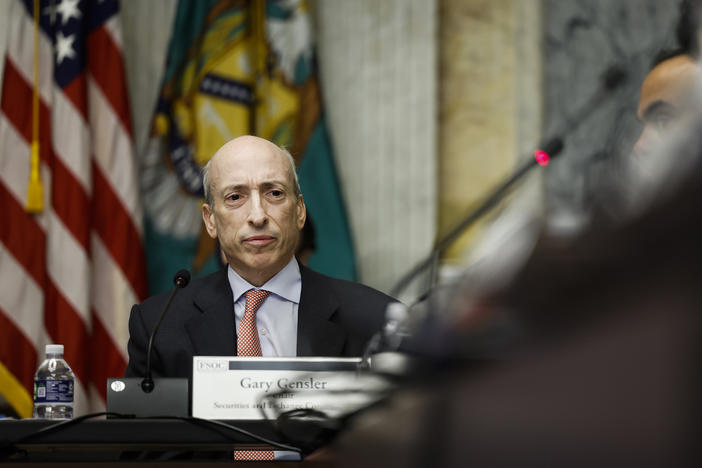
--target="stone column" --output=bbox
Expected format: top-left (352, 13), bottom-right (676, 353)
top-left (439, 0), bottom-right (543, 269)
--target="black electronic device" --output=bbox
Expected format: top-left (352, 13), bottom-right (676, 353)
top-left (106, 377), bottom-right (189, 418)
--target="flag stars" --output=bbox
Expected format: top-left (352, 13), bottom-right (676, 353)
top-left (55, 31), bottom-right (76, 64)
top-left (57, 0), bottom-right (82, 25)
top-left (43, 3), bottom-right (58, 25)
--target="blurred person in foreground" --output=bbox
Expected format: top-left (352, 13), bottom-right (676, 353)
top-left (125, 135), bottom-right (395, 379)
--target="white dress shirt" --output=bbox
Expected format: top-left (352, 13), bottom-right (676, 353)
top-left (228, 257), bottom-right (301, 357)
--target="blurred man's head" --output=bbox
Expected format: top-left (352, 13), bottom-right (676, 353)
top-left (201, 136), bottom-right (306, 286)
top-left (633, 54), bottom-right (701, 158)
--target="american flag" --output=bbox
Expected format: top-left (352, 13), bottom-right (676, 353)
top-left (0, 0), bottom-right (147, 417)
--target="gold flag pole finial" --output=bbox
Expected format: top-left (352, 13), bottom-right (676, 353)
top-left (26, 0), bottom-right (43, 213)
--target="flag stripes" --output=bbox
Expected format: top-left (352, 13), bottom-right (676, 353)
top-left (43, 280), bottom-right (90, 383)
top-left (89, 312), bottom-right (126, 401)
top-left (0, 181), bottom-right (47, 285)
top-left (87, 27), bottom-right (132, 135)
top-left (0, 0), bottom-right (146, 416)
top-left (0, 246), bottom-right (44, 346)
top-left (92, 166), bottom-right (147, 299)
top-left (0, 306), bottom-right (38, 390)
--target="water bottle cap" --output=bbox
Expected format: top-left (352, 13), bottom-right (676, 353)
top-left (46, 344), bottom-right (64, 355)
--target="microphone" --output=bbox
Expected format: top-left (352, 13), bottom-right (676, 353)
top-left (364, 140), bottom-right (563, 367)
top-left (106, 269), bottom-right (191, 418)
top-left (390, 64), bottom-right (628, 299)
top-left (141, 269), bottom-right (190, 393)
top-left (389, 139), bottom-right (564, 299)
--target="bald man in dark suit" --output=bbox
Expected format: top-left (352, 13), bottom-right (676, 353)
top-left (126, 136), bottom-right (395, 379)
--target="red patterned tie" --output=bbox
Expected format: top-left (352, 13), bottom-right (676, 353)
top-left (235, 289), bottom-right (274, 461)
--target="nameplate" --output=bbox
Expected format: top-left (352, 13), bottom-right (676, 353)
top-left (192, 357), bottom-right (389, 420)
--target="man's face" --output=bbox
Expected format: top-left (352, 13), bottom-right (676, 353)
top-left (202, 136), bottom-right (306, 286)
top-left (634, 55), bottom-right (700, 157)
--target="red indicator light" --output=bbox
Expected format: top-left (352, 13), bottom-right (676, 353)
top-left (534, 149), bottom-right (550, 166)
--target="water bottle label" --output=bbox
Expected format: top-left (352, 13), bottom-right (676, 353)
top-left (34, 379), bottom-right (74, 403)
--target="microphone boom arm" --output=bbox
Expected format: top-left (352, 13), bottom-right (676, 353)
top-left (141, 270), bottom-right (190, 393)
top-left (390, 138), bottom-right (563, 298)
top-left (389, 64), bottom-right (628, 299)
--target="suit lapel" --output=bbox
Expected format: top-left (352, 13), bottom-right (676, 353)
top-left (296, 265), bottom-right (346, 356)
top-left (184, 268), bottom-right (238, 356)
top-left (182, 265), bottom-right (346, 357)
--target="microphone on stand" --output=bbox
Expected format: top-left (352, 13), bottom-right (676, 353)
top-left (358, 140), bottom-right (563, 373)
top-left (389, 138), bottom-right (564, 300)
top-left (106, 270), bottom-right (191, 417)
top-left (141, 269), bottom-right (190, 393)
top-left (391, 64), bottom-right (628, 300)
top-left (363, 64), bottom-right (629, 364)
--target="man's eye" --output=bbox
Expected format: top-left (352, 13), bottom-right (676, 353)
top-left (269, 190), bottom-right (284, 197)
top-left (651, 112), bottom-right (674, 130)
top-left (226, 194), bottom-right (241, 201)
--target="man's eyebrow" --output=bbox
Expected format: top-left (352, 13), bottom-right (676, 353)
top-left (260, 180), bottom-right (288, 189)
top-left (642, 100), bottom-right (676, 122)
top-left (220, 183), bottom-right (248, 194)
top-left (220, 181), bottom-right (289, 193)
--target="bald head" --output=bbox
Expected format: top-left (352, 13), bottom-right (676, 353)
top-left (637, 55), bottom-right (700, 120)
top-left (634, 55), bottom-right (702, 157)
top-left (202, 136), bottom-right (300, 206)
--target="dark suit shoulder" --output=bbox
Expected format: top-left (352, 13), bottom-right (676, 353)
top-left (137, 270), bottom-right (228, 313)
top-left (126, 268), bottom-right (232, 378)
top-left (300, 265), bottom-right (397, 306)
top-left (297, 265), bottom-right (398, 356)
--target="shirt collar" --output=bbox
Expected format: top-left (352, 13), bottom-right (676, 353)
top-left (228, 257), bottom-right (302, 305)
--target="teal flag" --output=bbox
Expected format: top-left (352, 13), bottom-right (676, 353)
top-left (141, 0), bottom-right (356, 294)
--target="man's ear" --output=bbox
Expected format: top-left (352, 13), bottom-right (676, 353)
top-left (296, 194), bottom-right (307, 230)
top-left (202, 203), bottom-right (218, 239)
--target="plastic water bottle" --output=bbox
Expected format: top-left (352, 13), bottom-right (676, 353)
top-left (33, 344), bottom-right (74, 419)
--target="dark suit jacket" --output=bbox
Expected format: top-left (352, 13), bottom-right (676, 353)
top-left (125, 265), bottom-right (395, 379)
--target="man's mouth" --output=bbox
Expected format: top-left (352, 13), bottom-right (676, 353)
top-left (243, 235), bottom-right (276, 247)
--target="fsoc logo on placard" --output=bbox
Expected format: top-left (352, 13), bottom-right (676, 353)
top-left (196, 360), bottom-right (229, 372)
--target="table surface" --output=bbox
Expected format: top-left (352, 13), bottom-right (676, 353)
top-left (0, 418), bottom-right (302, 462)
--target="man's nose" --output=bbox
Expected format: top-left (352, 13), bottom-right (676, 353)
top-left (633, 125), bottom-right (655, 158)
top-left (247, 192), bottom-right (268, 226)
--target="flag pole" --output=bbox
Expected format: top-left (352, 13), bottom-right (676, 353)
top-left (26, 0), bottom-right (43, 213)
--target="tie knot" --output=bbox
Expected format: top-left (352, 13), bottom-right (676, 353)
top-left (244, 289), bottom-right (271, 312)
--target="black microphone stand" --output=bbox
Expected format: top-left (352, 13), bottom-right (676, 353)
top-left (141, 270), bottom-right (191, 393)
top-left (106, 270), bottom-right (191, 418)
top-left (390, 138), bottom-right (564, 299)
